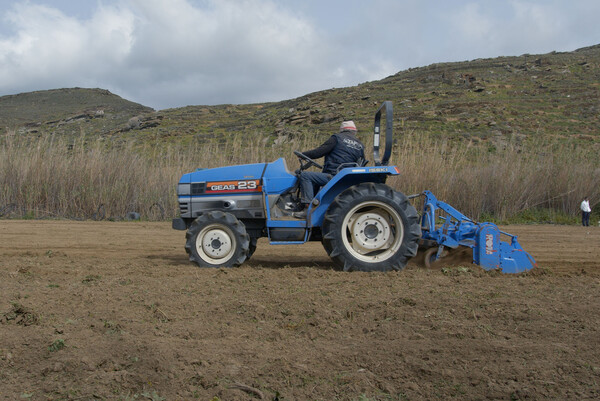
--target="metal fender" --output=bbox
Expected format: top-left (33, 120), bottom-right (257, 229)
top-left (307, 166), bottom-right (400, 227)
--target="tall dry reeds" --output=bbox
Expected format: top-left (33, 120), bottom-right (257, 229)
top-left (0, 131), bottom-right (319, 220)
top-left (1, 130), bottom-right (598, 222)
top-left (393, 132), bottom-right (600, 221)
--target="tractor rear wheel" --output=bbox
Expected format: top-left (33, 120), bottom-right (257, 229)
top-left (185, 211), bottom-right (250, 268)
top-left (247, 236), bottom-right (258, 259)
top-left (322, 183), bottom-right (421, 272)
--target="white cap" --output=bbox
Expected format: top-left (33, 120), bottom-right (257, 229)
top-left (340, 121), bottom-right (357, 131)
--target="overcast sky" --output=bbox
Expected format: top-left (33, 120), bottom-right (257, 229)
top-left (0, 0), bottom-right (599, 110)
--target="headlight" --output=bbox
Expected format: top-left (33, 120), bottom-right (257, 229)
top-left (177, 183), bottom-right (191, 196)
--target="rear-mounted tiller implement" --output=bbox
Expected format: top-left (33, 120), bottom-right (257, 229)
top-left (416, 190), bottom-right (537, 273)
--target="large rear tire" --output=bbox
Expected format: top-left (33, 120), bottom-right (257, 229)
top-left (247, 236), bottom-right (258, 259)
top-left (185, 211), bottom-right (250, 268)
top-left (322, 183), bottom-right (421, 272)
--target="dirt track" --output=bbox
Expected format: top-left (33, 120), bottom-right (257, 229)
top-left (1, 221), bottom-right (599, 400)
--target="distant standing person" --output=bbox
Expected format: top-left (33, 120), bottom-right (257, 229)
top-left (580, 196), bottom-right (591, 226)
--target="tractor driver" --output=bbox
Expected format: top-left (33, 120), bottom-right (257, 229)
top-left (293, 121), bottom-right (365, 219)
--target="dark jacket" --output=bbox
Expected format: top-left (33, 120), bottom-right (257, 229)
top-left (303, 130), bottom-right (365, 175)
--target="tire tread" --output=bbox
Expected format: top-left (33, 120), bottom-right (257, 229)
top-left (322, 183), bottom-right (421, 272)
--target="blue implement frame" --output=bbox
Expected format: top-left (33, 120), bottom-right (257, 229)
top-left (419, 190), bottom-right (537, 273)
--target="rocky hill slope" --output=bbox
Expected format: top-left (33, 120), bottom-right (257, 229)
top-left (0, 88), bottom-right (154, 139)
top-left (1, 45), bottom-right (599, 146)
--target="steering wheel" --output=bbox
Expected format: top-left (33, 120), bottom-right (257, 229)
top-left (294, 150), bottom-right (323, 170)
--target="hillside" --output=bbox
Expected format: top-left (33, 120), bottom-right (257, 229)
top-left (1, 45), bottom-right (599, 146)
top-left (0, 88), bottom-right (154, 138)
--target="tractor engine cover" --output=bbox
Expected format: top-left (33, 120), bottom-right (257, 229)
top-left (176, 162), bottom-right (267, 221)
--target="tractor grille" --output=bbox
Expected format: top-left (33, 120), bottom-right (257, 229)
top-left (191, 182), bottom-right (206, 195)
top-left (179, 202), bottom-right (189, 214)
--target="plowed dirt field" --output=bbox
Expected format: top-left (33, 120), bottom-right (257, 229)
top-left (1, 221), bottom-right (599, 400)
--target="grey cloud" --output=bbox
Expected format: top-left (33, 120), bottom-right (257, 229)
top-left (0, 0), bottom-right (360, 109)
top-left (1, 0), bottom-right (598, 109)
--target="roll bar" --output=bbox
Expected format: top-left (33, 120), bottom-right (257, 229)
top-left (373, 101), bottom-right (393, 166)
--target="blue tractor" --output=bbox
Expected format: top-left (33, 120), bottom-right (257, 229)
top-left (172, 102), bottom-right (537, 273)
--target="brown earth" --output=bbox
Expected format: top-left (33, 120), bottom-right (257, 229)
top-left (1, 221), bottom-right (599, 401)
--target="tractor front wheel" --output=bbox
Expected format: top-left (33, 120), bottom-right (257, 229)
top-left (322, 183), bottom-right (421, 272)
top-left (185, 211), bottom-right (250, 268)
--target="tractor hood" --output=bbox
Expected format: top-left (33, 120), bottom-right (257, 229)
top-left (178, 162), bottom-right (267, 184)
